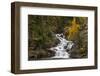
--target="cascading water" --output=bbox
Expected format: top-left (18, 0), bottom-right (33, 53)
top-left (49, 33), bottom-right (74, 58)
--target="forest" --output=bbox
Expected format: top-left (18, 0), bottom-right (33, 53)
top-left (28, 15), bottom-right (88, 60)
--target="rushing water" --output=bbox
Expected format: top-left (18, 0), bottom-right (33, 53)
top-left (49, 33), bottom-right (74, 58)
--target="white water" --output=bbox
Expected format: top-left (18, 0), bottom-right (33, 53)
top-left (49, 33), bottom-right (74, 58)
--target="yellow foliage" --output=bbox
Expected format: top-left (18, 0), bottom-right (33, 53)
top-left (65, 17), bottom-right (80, 40)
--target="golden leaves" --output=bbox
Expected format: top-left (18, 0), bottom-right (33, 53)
top-left (65, 17), bottom-right (80, 40)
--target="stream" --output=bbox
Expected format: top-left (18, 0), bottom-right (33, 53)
top-left (49, 33), bottom-right (74, 58)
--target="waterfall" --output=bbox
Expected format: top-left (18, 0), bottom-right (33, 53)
top-left (49, 33), bottom-right (74, 58)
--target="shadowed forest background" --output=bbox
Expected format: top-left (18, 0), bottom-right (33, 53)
top-left (28, 15), bottom-right (88, 60)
